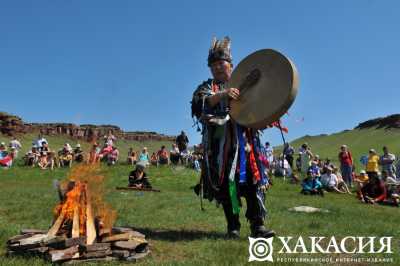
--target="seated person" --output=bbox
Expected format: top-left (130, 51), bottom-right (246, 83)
top-left (150, 152), bottom-right (158, 166)
top-left (0, 147), bottom-right (16, 168)
top-left (58, 144), bottom-right (73, 168)
top-left (360, 174), bottom-right (386, 204)
top-left (38, 151), bottom-right (55, 170)
top-left (73, 144), bottom-right (84, 162)
top-left (320, 167), bottom-right (345, 193)
top-left (333, 167), bottom-right (351, 194)
top-left (41, 142), bottom-right (50, 152)
top-left (107, 146), bottom-right (119, 165)
top-left (99, 144), bottom-right (113, 160)
top-left (354, 170), bottom-right (369, 198)
top-left (169, 144), bottom-right (180, 165)
top-left (0, 142), bottom-right (7, 159)
top-left (301, 169), bottom-right (324, 196)
top-left (127, 148), bottom-right (137, 166)
top-left (308, 161), bottom-right (321, 178)
top-left (138, 147), bottom-right (150, 166)
top-left (128, 163), bottom-right (152, 189)
top-left (24, 146), bottom-right (40, 167)
top-left (157, 146), bottom-right (169, 165)
top-left (88, 143), bottom-right (101, 164)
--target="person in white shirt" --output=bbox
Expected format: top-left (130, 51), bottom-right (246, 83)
top-left (320, 167), bottom-right (345, 193)
top-left (33, 134), bottom-right (48, 151)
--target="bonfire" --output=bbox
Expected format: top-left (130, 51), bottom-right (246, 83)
top-left (6, 164), bottom-right (150, 263)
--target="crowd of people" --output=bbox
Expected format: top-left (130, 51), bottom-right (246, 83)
top-left (263, 142), bottom-right (400, 207)
top-left (3, 129), bottom-right (398, 207)
top-left (0, 130), bottom-right (203, 171)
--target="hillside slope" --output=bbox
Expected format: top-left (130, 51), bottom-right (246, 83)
top-left (289, 128), bottom-right (400, 170)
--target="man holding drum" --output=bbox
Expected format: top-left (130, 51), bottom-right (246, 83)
top-left (191, 37), bottom-right (275, 239)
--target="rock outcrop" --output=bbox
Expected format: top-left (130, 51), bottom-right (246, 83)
top-left (355, 114), bottom-right (400, 130)
top-left (0, 112), bottom-right (175, 142)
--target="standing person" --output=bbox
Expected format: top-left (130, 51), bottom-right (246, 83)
top-left (366, 149), bottom-right (379, 180)
top-left (300, 144), bottom-right (313, 174)
top-left (103, 130), bottom-right (116, 147)
top-left (264, 142), bottom-right (274, 166)
top-left (33, 134), bottom-right (48, 152)
top-left (191, 36), bottom-right (274, 238)
top-left (380, 146), bottom-right (396, 178)
top-left (338, 145), bottom-right (353, 188)
top-left (176, 131), bottom-right (189, 153)
top-left (283, 143), bottom-right (295, 169)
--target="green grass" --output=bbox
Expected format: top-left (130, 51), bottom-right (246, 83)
top-left (0, 128), bottom-right (399, 265)
top-left (0, 164), bottom-right (398, 266)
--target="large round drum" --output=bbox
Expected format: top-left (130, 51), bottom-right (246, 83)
top-left (227, 49), bottom-right (299, 129)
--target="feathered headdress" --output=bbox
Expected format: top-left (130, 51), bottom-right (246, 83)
top-left (207, 36), bottom-right (232, 66)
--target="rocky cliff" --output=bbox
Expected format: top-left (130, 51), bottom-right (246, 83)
top-left (355, 114), bottom-right (400, 130)
top-left (0, 112), bottom-right (175, 142)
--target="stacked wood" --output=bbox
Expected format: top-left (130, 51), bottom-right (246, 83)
top-left (6, 227), bottom-right (149, 263)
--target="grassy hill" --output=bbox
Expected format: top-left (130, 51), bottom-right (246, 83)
top-left (287, 128), bottom-right (400, 171)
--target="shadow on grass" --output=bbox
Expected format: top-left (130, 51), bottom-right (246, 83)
top-left (129, 227), bottom-right (226, 241)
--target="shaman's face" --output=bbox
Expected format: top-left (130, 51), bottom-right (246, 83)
top-left (210, 60), bottom-right (232, 83)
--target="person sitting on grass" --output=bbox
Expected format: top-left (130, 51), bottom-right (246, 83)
top-left (0, 147), bottom-right (16, 169)
top-left (127, 148), bottom-right (137, 166)
top-left (150, 152), bottom-right (158, 166)
top-left (157, 145), bottom-right (169, 165)
top-left (107, 146), bottom-right (119, 165)
top-left (169, 144), bottom-right (180, 165)
top-left (301, 169), bottom-right (324, 196)
top-left (73, 144), bottom-right (84, 162)
top-left (333, 167), bottom-right (352, 194)
top-left (308, 160), bottom-right (321, 178)
top-left (354, 170), bottom-right (369, 199)
top-left (58, 143), bottom-right (73, 168)
top-left (0, 142), bottom-right (7, 158)
top-left (320, 166), bottom-right (348, 194)
top-left (88, 143), bottom-right (101, 164)
top-left (138, 147), bottom-right (150, 167)
top-left (360, 173), bottom-right (386, 204)
top-left (26, 146), bottom-right (40, 166)
top-left (381, 170), bottom-right (400, 207)
top-left (128, 163), bottom-right (152, 189)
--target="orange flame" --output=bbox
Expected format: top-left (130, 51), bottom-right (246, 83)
top-left (54, 164), bottom-right (117, 237)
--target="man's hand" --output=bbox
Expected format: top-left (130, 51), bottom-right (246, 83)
top-left (260, 183), bottom-right (271, 192)
top-left (225, 88), bottom-right (240, 100)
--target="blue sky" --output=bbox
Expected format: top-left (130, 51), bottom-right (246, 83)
top-left (1, 1), bottom-right (399, 146)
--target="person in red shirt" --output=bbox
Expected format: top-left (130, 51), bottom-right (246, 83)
top-left (338, 145), bottom-right (353, 188)
top-left (157, 146), bottom-right (169, 165)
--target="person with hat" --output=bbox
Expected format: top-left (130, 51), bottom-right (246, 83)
top-left (301, 169), bottom-right (324, 196)
top-left (338, 145), bottom-right (353, 188)
top-left (366, 149), bottom-right (379, 180)
top-left (73, 143), bottom-right (84, 162)
top-left (191, 36), bottom-right (274, 239)
top-left (128, 162), bottom-right (152, 189)
top-left (320, 166), bottom-right (345, 193)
